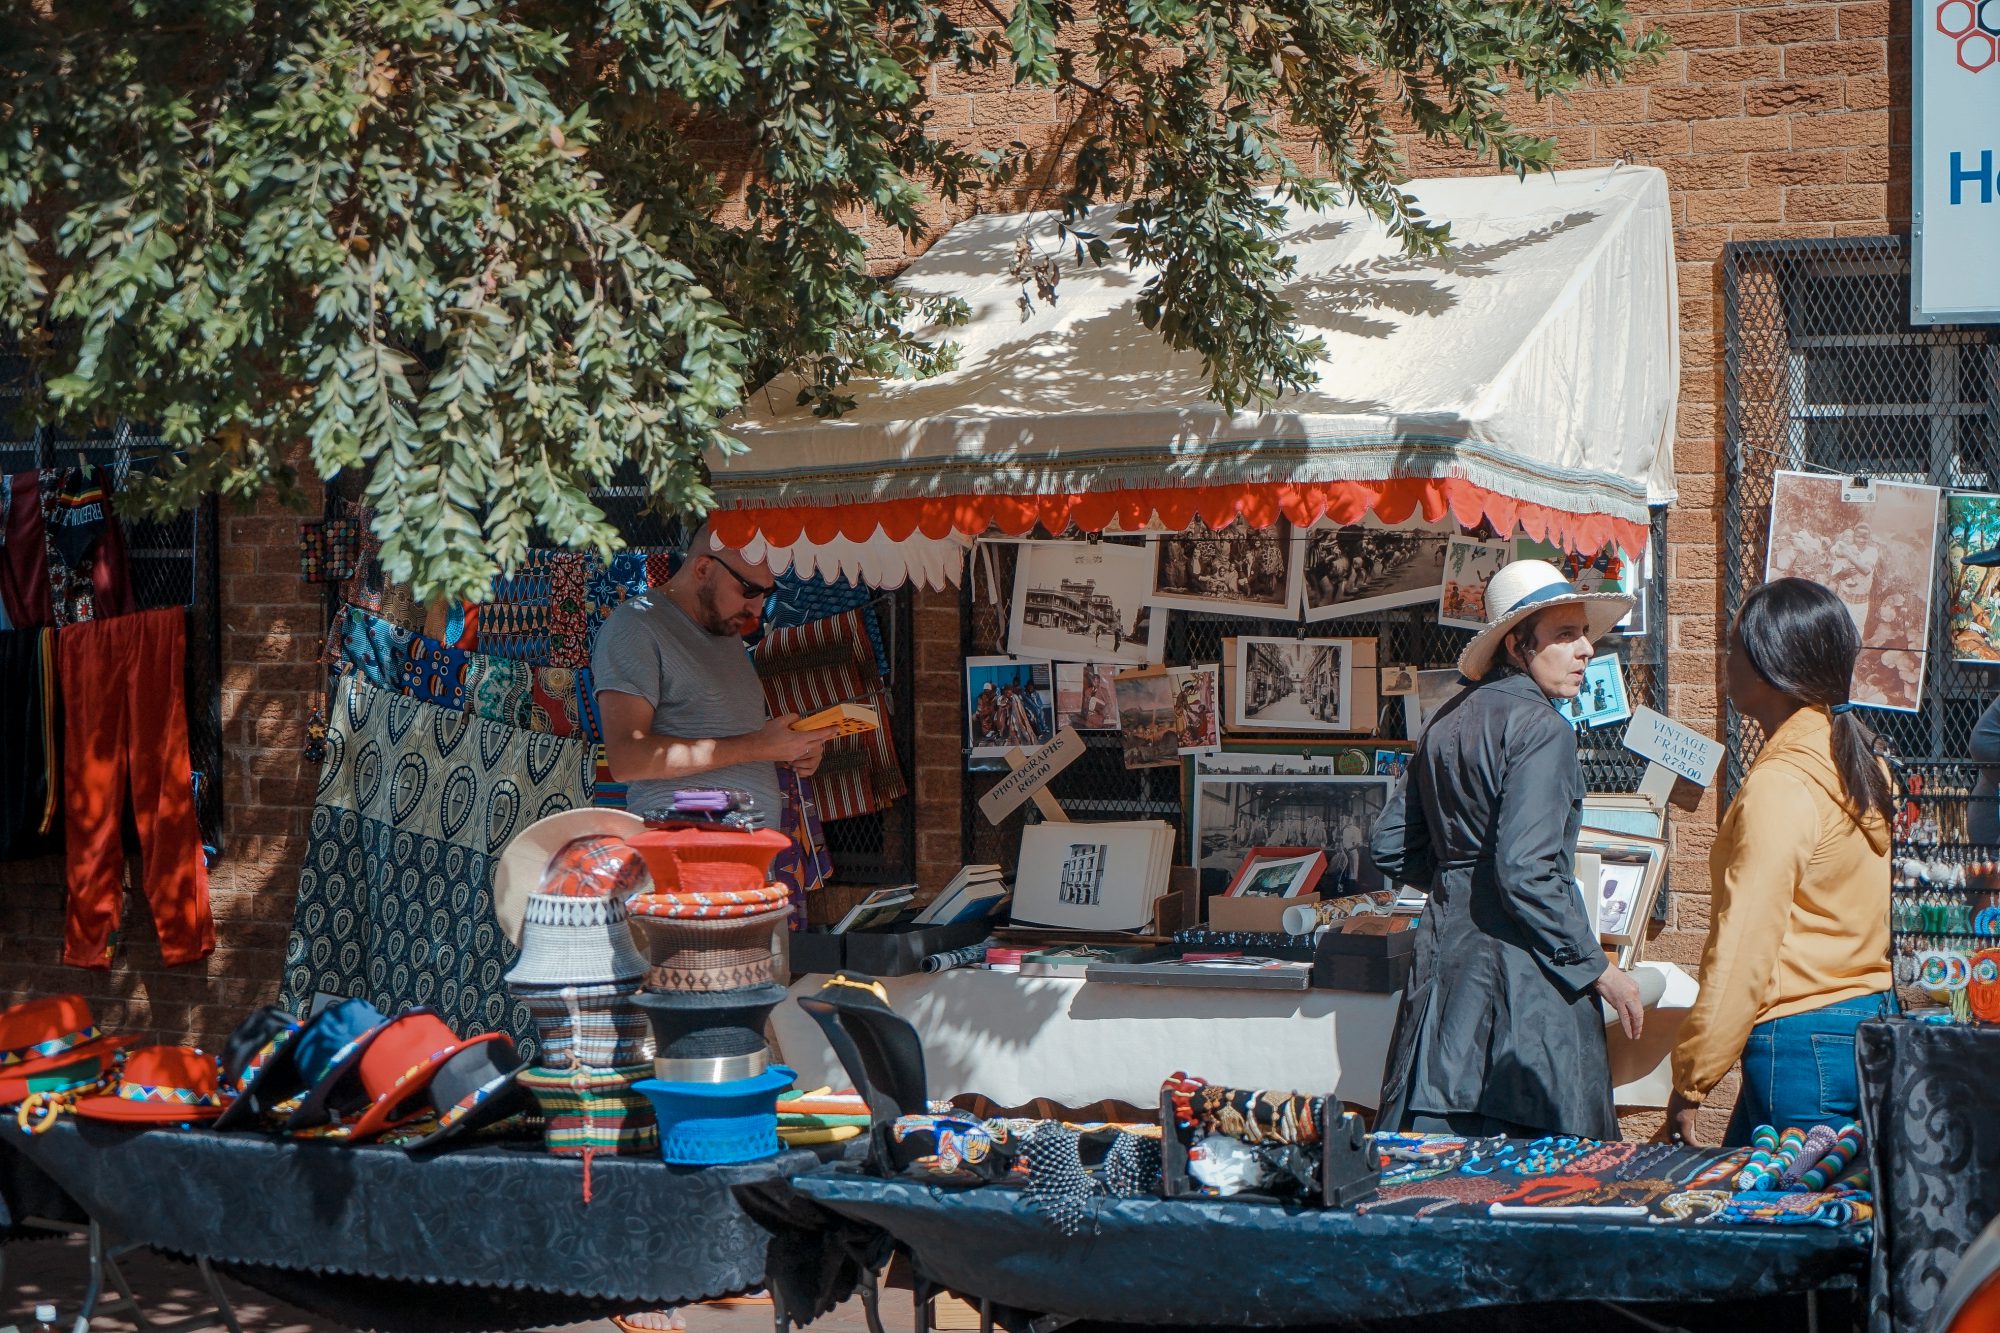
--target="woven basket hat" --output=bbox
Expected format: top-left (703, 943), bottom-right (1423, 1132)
top-left (629, 907), bottom-right (788, 994)
top-left (516, 1063), bottom-right (659, 1156)
top-left (509, 981), bottom-right (651, 1070)
top-left (506, 893), bottom-right (648, 988)
top-left (634, 1065), bottom-right (796, 1166)
top-left (628, 827), bottom-right (793, 895)
top-left (632, 983), bottom-right (786, 1079)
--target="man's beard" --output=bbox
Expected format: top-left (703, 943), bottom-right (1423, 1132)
top-left (695, 581), bottom-right (756, 637)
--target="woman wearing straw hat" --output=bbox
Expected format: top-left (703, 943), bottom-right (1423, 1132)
top-left (1370, 559), bottom-right (1646, 1140)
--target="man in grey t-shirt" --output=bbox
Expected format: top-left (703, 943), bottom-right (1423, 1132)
top-left (592, 521), bottom-right (833, 829)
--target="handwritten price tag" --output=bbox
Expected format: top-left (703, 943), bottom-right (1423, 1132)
top-left (1623, 706), bottom-right (1724, 787)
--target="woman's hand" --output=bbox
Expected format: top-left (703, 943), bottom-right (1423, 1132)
top-left (1655, 1092), bottom-right (1704, 1145)
top-left (1592, 964), bottom-right (1645, 1041)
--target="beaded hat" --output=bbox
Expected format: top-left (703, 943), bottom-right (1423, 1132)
top-left (634, 1065), bottom-right (796, 1166)
top-left (71, 1045), bottom-right (227, 1124)
top-left (628, 907), bottom-right (788, 994)
top-left (509, 981), bottom-right (651, 1070)
top-left (505, 892), bottom-right (649, 988)
top-left (516, 1063), bottom-right (660, 1156)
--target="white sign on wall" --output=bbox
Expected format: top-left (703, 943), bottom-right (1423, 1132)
top-left (1913, 0), bottom-right (2000, 323)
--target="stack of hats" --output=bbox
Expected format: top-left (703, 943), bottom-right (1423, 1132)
top-left (0, 996), bottom-right (134, 1127)
top-left (499, 809), bottom-right (660, 1157)
top-left (625, 822), bottom-right (796, 1166)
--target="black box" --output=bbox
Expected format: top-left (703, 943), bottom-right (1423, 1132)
top-left (789, 930), bottom-right (846, 976)
top-left (840, 918), bottom-right (994, 977)
top-left (1157, 1090), bottom-right (1377, 1207)
top-left (1310, 926), bottom-right (1416, 994)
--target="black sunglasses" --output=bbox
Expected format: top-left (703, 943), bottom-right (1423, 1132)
top-left (704, 553), bottom-right (776, 601)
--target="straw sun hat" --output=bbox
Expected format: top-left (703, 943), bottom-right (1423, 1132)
top-left (1456, 559), bottom-right (1636, 682)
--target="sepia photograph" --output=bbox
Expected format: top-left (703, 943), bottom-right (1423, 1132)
top-left (1437, 536), bottom-right (1514, 630)
top-left (1301, 523), bottom-right (1453, 621)
top-left (965, 656), bottom-right (1055, 759)
top-left (1947, 493), bottom-right (2000, 664)
top-left (1008, 539), bottom-right (1163, 665)
top-left (1232, 636), bottom-right (1352, 732)
top-left (1053, 661), bottom-right (1123, 730)
top-left (1193, 774), bottom-right (1390, 896)
top-left (1168, 664), bottom-right (1221, 753)
top-left (1765, 471), bottom-right (1941, 713)
top-left (1380, 664), bottom-right (1418, 696)
top-left (1112, 667), bottom-right (1181, 769)
top-left (1150, 517), bottom-right (1300, 619)
top-left (1403, 668), bottom-right (1468, 735)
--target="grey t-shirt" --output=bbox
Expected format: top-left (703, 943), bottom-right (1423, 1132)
top-left (590, 593), bottom-right (782, 827)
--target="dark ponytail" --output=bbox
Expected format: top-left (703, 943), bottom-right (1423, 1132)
top-left (1736, 577), bottom-right (1895, 826)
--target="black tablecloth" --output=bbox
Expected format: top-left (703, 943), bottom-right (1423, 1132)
top-left (0, 1120), bottom-right (818, 1311)
top-left (1859, 1019), bottom-right (2000, 1333)
top-left (790, 1167), bottom-right (1866, 1326)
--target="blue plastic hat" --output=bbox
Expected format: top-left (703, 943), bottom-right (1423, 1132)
top-left (634, 1065), bottom-right (795, 1166)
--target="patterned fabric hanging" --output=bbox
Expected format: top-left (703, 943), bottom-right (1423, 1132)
top-left (278, 676), bottom-right (594, 1052)
top-left (752, 607), bottom-right (905, 824)
top-left (328, 606), bottom-right (595, 739)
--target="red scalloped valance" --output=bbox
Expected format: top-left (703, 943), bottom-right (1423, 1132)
top-left (711, 477), bottom-right (1647, 559)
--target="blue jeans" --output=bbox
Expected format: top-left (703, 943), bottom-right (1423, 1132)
top-left (1724, 992), bottom-right (1890, 1146)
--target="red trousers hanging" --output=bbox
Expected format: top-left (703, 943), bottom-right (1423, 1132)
top-left (57, 607), bottom-right (213, 968)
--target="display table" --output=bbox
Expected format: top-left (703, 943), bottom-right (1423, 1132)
top-left (773, 963), bottom-right (1696, 1111)
top-left (0, 1120), bottom-right (818, 1315)
top-left (1859, 1018), bottom-right (2000, 1333)
top-left (789, 1166), bottom-right (1866, 1327)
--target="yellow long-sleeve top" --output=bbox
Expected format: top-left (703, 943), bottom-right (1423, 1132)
top-left (1670, 706), bottom-right (1891, 1105)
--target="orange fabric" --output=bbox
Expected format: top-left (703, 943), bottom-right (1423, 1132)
top-left (1947, 1274), bottom-right (2000, 1333)
top-left (58, 608), bottom-right (213, 969)
top-left (710, 478), bottom-right (1646, 559)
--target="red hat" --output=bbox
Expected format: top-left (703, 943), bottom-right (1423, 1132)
top-left (0, 995), bottom-right (133, 1086)
top-left (71, 1045), bottom-right (227, 1123)
top-left (627, 827), bottom-right (792, 895)
top-left (332, 1011), bottom-right (516, 1144)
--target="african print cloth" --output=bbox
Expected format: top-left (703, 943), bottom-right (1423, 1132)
top-left (278, 676), bottom-right (594, 1053)
top-left (752, 608), bottom-right (904, 823)
top-left (328, 605), bottom-right (595, 739)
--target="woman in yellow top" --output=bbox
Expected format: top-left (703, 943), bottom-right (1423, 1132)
top-left (1664, 577), bottom-right (1892, 1145)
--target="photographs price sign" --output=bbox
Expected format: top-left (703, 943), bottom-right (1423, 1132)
top-left (1914, 0), bottom-right (2000, 323)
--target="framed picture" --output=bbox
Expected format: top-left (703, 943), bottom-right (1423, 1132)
top-left (1579, 833), bottom-right (1667, 967)
top-left (1232, 636), bottom-right (1352, 731)
top-left (1111, 667), bottom-right (1180, 770)
top-left (1946, 492), bottom-right (2000, 665)
top-left (1765, 471), bottom-right (1941, 713)
top-left (1300, 522), bottom-right (1453, 622)
top-left (1150, 517), bottom-right (1301, 620)
top-left (1008, 538), bottom-right (1164, 665)
top-left (1437, 536), bottom-right (1514, 630)
top-left (965, 656), bottom-right (1055, 759)
top-left (1560, 655), bottom-right (1631, 730)
top-left (1192, 772), bottom-right (1391, 895)
top-left (1374, 749), bottom-right (1410, 780)
top-left (1224, 848), bottom-right (1328, 899)
top-left (1054, 661), bottom-right (1122, 730)
top-left (1380, 664), bottom-right (1418, 696)
top-left (1168, 664), bottom-right (1221, 753)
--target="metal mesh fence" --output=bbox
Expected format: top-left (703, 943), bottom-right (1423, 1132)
top-left (1722, 236), bottom-right (2000, 791)
top-left (0, 362), bottom-right (224, 852)
top-left (963, 522), bottom-right (1669, 873)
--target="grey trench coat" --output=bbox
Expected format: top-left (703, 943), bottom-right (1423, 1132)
top-left (1368, 671), bottom-right (1617, 1139)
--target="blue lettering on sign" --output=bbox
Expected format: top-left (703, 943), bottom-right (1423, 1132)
top-left (1950, 149), bottom-right (1996, 205)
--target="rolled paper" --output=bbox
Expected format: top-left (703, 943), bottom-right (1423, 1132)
top-left (1780, 1124), bottom-right (1840, 1188)
top-left (1280, 903), bottom-right (1321, 936)
top-left (921, 943), bottom-right (990, 973)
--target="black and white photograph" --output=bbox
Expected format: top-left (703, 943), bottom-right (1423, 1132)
top-left (1008, 539), bottom-right (1163, 665)
top-left (1232, 636), bottom-right (1351, 731)
top-left (1150, 517), bottom-right (1300, 619)
top-left (1193, 774), bottom-right (1391, 896)
top-left (1058, 842), bottom-right (1107, 906)
top-left (1013, 820), bottom-right (1172, 931)
top-left (965, 655), bottom-right (1056, 760)
top-left (1300, 523), bottom-right (1453, 621)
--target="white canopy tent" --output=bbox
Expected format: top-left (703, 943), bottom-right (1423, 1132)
top-left (708, 165), bottom-right (1678, 589)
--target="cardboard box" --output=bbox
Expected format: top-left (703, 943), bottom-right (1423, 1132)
top-left (1205, 893), bottom-right (1306, 933)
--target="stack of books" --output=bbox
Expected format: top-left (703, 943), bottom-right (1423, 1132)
top-left (912, 864), bottom-right (1012, 926)
top-left (829, 885), bottom-right (918, 934)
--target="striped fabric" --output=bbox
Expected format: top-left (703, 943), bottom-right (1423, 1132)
top-left (752, 609), bottom-right (905, 823)
top-left (517, 1064), bottom-right (659, 1155)
top-left (512, 983), bottom-right (651, 1071)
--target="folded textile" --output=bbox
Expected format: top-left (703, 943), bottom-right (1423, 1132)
top-left (777, 1124), bottom-right (863, 1145)
top-left (775, 1113), bottom-right (874, 1129)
